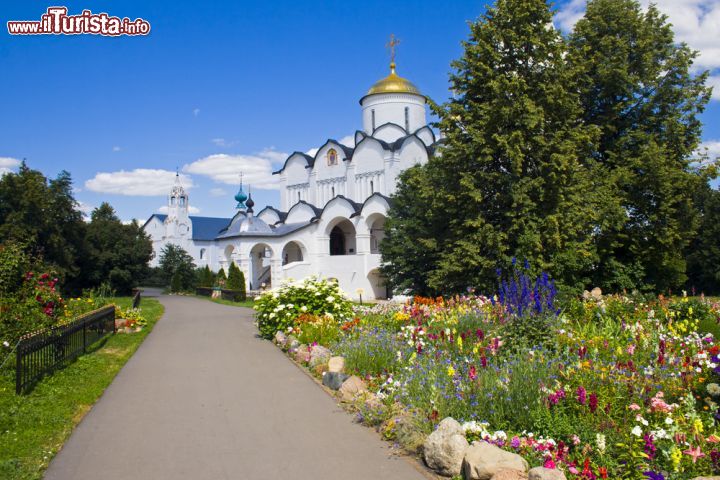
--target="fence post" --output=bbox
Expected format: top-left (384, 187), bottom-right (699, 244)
top-left (83, 322), bottom-right (87, 353)
top-left (15, 342), bottom-right (22, 395)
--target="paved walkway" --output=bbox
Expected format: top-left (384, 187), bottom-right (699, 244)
top-left (44, 295), bottom-right (426, 480)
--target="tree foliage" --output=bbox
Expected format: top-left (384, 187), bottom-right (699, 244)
top-left (567, 0), bottom-right (713, 292)
top-left (382, 0), bottom-right (714, 296)
top-left (0, 163), bottom-right (86, 291)
top-left (85, 203), bottom-right (153, 294)
top-left (158, 244), bottom-right (196, 292)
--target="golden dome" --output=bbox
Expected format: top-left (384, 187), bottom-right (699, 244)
top-left (365, 62), bottom-right (422, 97)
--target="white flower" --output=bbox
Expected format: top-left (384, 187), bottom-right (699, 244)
top-left (665, 417), bottom-right (674, 425)
top-left (652, 428), bottom-right (669, 440)
top-left (300, 305), bottom-right (308, 313)
top-left (707, 383), bottom-right (720, 396)
top-left (631, 426), bottom-right (643, 437)
top-left (596, 434), bottom-right (606, 454)
top-left (2, 341), bottom-right (9, 348)
top-left (326, 295), bottom-right (335, 303)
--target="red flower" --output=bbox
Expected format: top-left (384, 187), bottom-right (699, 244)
top-left (469, 365), bottom-right (477, 381)
top-left (598, 466), bottom-right (608, 479)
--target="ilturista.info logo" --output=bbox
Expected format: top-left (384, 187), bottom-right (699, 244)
top-left (7, 6), bottom-right (151, 36)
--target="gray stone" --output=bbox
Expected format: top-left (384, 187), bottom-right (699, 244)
top-left (328, 356), bottom-right (345, 373)
top-left (293, 345), bottom-right (311, 363)
top-left (309, 345), bottom-right (332, 367)
top-left (463, 442), bottom-right (529, 480)
top-left (529, 467), bottom-right (566, 480)
top-left (322, 371), bottom-right (350, 390)
top-left (491, 470), bottom-right (528, 480)
top-left (423, 417), bottom-right (469, 477)
top-left (287, 335), bottom-right (300, 351)
top-left (274, 331), bottom-right (288, 348)
top-left (339, 375), bottom-right (368, 401)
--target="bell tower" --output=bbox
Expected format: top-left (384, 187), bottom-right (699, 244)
top-left (166, 171), bottom-right (190, 240)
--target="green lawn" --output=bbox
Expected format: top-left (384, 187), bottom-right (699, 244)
top-left (194, 294), bottom-right (255, 308)
top-left (0, 297), bottom-right (164, 480)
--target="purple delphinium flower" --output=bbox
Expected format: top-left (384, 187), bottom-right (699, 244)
top-left (643, 471), bottom-right (665, 480)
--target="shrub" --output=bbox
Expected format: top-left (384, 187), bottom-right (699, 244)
top-left (226, 263), bottom-right (246, 300)
top-left (254, 276), bottom-right (353, 339)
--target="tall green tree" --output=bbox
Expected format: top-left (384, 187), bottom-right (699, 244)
top-left (0, 163), bottom-right (87, 291)
top-left (383, 0), bottom-right (601, 295)
top-left (685, 184), bottom-right (720, 294)
top-left (567, 0), bottom-right (713, 292)
top-left (158, 244), bottom-right (196, 291)
top-left (85, 203), bottom-right (153, 294)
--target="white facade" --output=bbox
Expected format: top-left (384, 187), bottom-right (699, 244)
top-left (143, 61), bottom-right (438, 299)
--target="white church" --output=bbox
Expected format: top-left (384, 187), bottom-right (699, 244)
top-left (143, 52), bottom-right (438, 300)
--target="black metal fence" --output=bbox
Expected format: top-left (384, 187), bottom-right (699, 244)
top-left (132, 289), bottom-right (141, 309)
top-left (15, 305), bottom-right (116, 394)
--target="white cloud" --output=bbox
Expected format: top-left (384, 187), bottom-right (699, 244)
top-left (709, 75), bottom-right (720, 101)
top-left (555, 0), bottom-right (720, 99)
top-left (112, 146), bottom-right (121, 152)
top-left (211, 138), bottom-right (238, 148)
top-left (158, 205), bottom-right (200, 214)
top-left (209, 187), bottom-right (228, 197)
top-left (77, 201), bottom-right (94, 220)
top-left (696, 140), bottom-right (720, 163)
top-left (85, 169), bottom-right (193, 196)
top-left (183, 148), bottom-right (285, 190)
top-left (0, 156), bottom-right (21, 175)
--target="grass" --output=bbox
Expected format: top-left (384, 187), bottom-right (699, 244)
top-left (193, 294), bottom-right (255, 308)
top-left (0, 297), bottom-right (164, 480)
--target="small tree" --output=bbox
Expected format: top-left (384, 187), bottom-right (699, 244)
top-left (216, 267), bottom-right (226, 287)
top-left (158, 244), bottom-right (196, 292)
top-left (197, 265), bottom-right (213, 287)
top-left (170, 271), bottom-right (182, 293)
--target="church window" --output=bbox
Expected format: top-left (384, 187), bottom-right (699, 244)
top-left (171, 197), bottom-right (176, 205)
top-left (327, 149), bottom-right (338, 166)
top-left (370, 180), bottom-right (374, 193)
top-left (297, 191), bottom-right (301, 201)
top-left (331, 186), bottom-right (335, 197)
top-left (404, 107), bottom-right (410, 132)
top-left (371, 109), bottom-right (376, 130)
top-left (200, 248), bottom-right (206, 260)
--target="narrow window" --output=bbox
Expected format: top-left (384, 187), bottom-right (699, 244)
top-left (404, 107), bottom-right (409, 132)
top-left (331, 186), bottom-right (335, 197)
top-left (370, 180), bottom-right (374, 193)
top-left (297, 191), bottom-right (301, 201)
top-left (371, 109), bottom-right (376, 131)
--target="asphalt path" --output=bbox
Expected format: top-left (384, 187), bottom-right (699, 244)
top-left (44, 294), bottom-right (426, 480)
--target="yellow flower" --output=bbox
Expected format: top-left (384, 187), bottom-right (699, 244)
top-left (693, 418), bottom-right (704, 434)
top-left (457, 336), bottom-right (463, 351)
top-left (670, 447), bottom-right (682, 471)
top-left (447, 365), bottom-right (456, 377)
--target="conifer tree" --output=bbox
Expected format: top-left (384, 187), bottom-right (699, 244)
top-left (216, 267), bottom-right (226, 287)
top-left (384, 0), bottom-right (601, 294)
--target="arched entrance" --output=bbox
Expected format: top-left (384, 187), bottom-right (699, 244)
top-left (249, 243), bottom-right (273, 290)
top-left (368, 214), bottom-right (386, 254)
top-left (328, 219), bottom-right (356, 256)
top-left (367, 269), bottom-right (389, 300)
top-left (282, 241), bottom-right (305, 265)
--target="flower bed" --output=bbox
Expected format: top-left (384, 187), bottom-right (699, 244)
top-left (256, 274), bottom-right (720, 480)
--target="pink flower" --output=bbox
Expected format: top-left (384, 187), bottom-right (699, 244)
top-left (627, 344), bottom-right (636, 355)
top-left (543, 457), bottom-right (556, 469)
top-left (569, 466), bottom-right (579, 475)
top-left (629, 404), bottom-right (641, 411)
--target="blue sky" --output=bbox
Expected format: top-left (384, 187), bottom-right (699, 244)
top-left (1, 0), bottom-right (718, 222)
